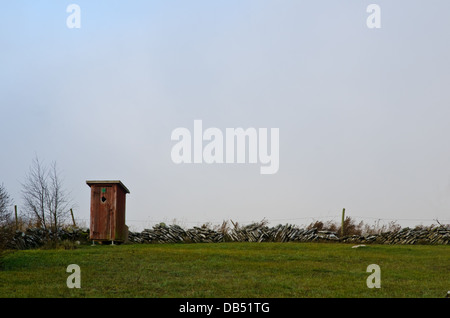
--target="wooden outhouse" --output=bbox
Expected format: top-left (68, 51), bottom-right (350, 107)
top-left (86, 180), bottom-right (130, 243)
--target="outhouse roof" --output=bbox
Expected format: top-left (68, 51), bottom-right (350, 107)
top-left (86, 180), bottom-right (130, 194)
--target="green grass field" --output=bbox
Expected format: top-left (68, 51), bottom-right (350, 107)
top-left (0, 242), bottom-right (448, 298)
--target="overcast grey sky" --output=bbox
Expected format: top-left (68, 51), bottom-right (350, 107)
top-left (1, 1), bottom-right (450, 231)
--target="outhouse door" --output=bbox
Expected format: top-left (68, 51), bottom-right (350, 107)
top-left (90, 185), bottom-right (114, 241)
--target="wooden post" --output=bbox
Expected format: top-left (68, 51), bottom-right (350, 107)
top-left (70, 209), bottom-right (76, 227)
top-left (341, 208), bottom-right (346, 237)
top-left (14, 205), bottom-right (18, 230)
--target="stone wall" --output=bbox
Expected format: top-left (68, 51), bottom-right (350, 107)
top-left (7, 223), bottom-right (450, 249)
top-left (128, 223), bottom-right (450, 245)
top-left (340, 226), bottom-right (450, 245)
top-left (7, 227), bottom-right (90, 250)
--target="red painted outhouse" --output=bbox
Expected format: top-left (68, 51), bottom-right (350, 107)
top-left (86, 180), bottom-right (130, 243)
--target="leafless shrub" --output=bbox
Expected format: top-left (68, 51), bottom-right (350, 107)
top-left (306, 220), bottom-right (338, 232)
top-left (362, 220), bottom-right (402, 235)
top-left (0, 183), bottom-right (14, 263)
top-left (304, 217), bottom-right (401, 237)
top-left (214, 220), bottom-right (230, 235)
top-left (21, 156), bottom-right (74, 232)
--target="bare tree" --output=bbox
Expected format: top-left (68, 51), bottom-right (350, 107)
top-left (46, 161), bottom-right (71, 231)
top-left (0, 183), bottom-right (13, 251)
top-left (22, 156), bottom-right (49, 230)
top-left (22, 156), bottom-right (73, 231)
top-left (0, 183), bottom-right (12, 224)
